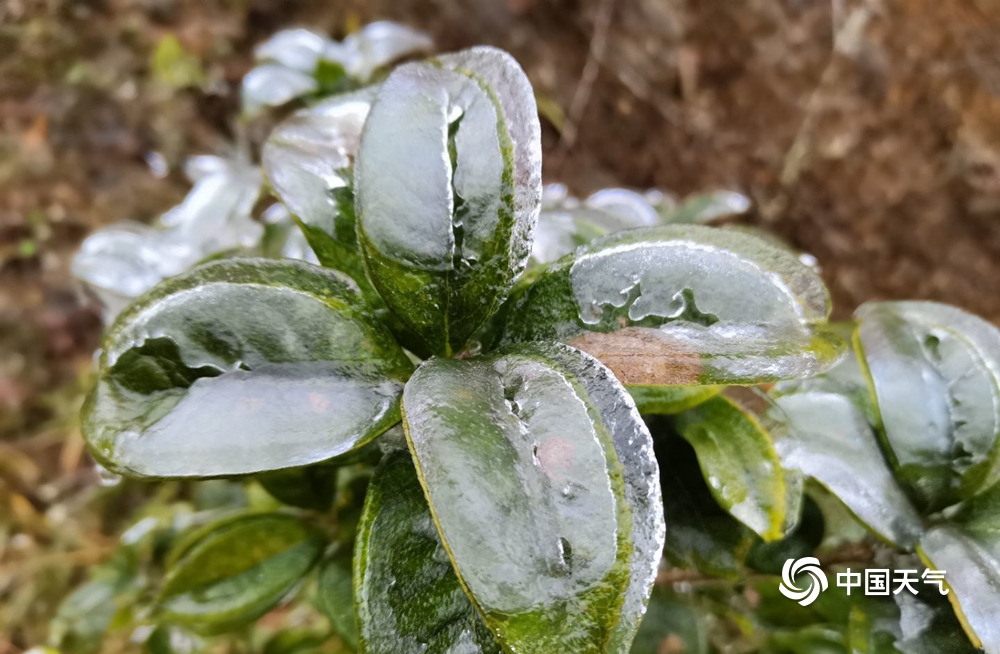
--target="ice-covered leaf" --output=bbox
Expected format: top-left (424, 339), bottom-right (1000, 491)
top-left (263, 88), bottom-right (376, 287)
top-left (83, 259), bottom-right (413, 478)
top-left (242, 23), bottom-right (430, 117)
top-left (772, 325), bottom-right (877, 423)
top-left (356, 47), bottom-right (541, 356)
top-left (159, 512), bottom-right (324, 633)
top-left (502, 224), bottom-right (843, 386)
top-left (772, 390), bottom-right (923, 548)
top-left (917, 526), bottom-right (1000, 653)
top-left (263, 88), bottom-right (374, 235)
top-left (73, 155), bottom-right (263, 321)
top-left (354, 451), bottom-right (501, 654)
top-left (530, 186), bottom-right (665, 265)
top-left (337, 21), bottom-right (433, 80)
top-left (242, 64), bottom-right (319, 116)
top-left (674, 395), bottom-right (789, 541)
top-left (402, 342), bottom-right (664, 653)
top-left (894, 591), bottom-right (980, 654)
top-left (254, 28), bottom-right (328, 71)
top-left (260, 203), bottom-right (320, 265)
top-left (855, 301), bottom-right (1000, 510)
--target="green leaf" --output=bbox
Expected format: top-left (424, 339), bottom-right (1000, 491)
top-left (50, 551), bottom-right (141, 654)
top-left (354, 451), bottom-right (501, 654)
top-left (356, 47), bottom-right (542, 357)
top-left (649, 418), bottom-right (755, 580)
top-left (50, 580), bottom-right (121, 654)
top-left (257, 463), bottom-right (338, 511)
top-left (628, 384), bottom-right (722, 415)
top-left (674, 395), bottom-right (789, 541)
top-left (263, 629), bottom-right (331, 654)
top-left (262, 89), bottom-right (376, 290)
top-left (317, 553), bottom-right (358, 650)
top-left (917, 525), bottom-right (1000, 653)
top-left (83, 259), bottom-right (413, 478)
top-left (855, 301), bottom-right (1000, 509)
top-left (629, 587), bottom-right (707, 654)
top-left (402, 342), bottom-right (664, 653)
top-left (771, 391), bottom-right (923, 548)
top-left (158, 512), bottom-right (324, 633)
top-left (500, 225), bottom-right (844, 385)
top-left (142, 624), bottom-right (204, 654)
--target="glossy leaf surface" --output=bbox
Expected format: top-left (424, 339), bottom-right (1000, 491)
top-left (72, 155), bottom-right (262, 320)
top-left (159, 512), bottom-right (324, 633)
top-left (354, 451), bottom-right (500, 654)
top-left (628, 384), bottom-right (721, 416)
top-left (83, 259), bottom-right (413, 478)
top-left (262, 88), bottom-right (375, 276)
top-left (501, 225), bottom-right (843, 385)
top-left (772, 391), bottom-right (923, 548)
top-left (402, 342), bottom-right (664, 653)
top-left (530, 186), bottom-right (662, 265)
top-left (674, 395), bottom-right (789, 541)
top-left (257, 463), bottom-right (338, 512)
top-left (649, 418), bottom-right (755, 580)
top-left (855, 301), bottom-right (1000, 508)
top-left (356, 47), bottom-right (541, 356)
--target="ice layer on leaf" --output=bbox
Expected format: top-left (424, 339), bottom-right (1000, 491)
top-left (401, 342), bottom-right (663, 653)
top-left (503, 224), bottom-right (843, 386)
top-left (855, 301), bottom-right (1000, 508)
top-left (83, 259), bottom-right (413, 478)
top-left (73, 155), bottom-right (263, 320)
top-left (242, 23), bottom-right (431, 116)
top-left (356, 47), bottom-right (541, 357)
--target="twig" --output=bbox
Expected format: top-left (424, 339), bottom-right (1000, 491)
top-left (779, 0), bottom-right (879, 186)
top-left (656, 541), bottom-right (877, 588)
top-left (557, 0), bottom-right (616, 154)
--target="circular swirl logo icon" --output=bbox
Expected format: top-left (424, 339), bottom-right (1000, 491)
top-left (779, 557), bottom-right (829, 606)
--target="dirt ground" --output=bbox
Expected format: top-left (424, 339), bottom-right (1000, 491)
top-left (3, 0), bottom-right (1000, 439)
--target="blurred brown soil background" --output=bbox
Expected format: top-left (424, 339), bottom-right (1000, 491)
top-left (0, 0), bottom-right (998, 642)
top-left (3, 0), bottom-right (1000, 448)
top-left (0, 0), bottom-right (1000, 494)
top-left (3, 0), bottom-right (1000, 439)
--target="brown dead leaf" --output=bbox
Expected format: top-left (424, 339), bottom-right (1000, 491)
top-left (570, 327), bottom-right (702, 385)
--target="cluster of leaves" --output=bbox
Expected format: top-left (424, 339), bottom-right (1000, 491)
top-left (71, 24), bottom-right (433, 322)
top-left (59, 26), bottom-right (1000, 654)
